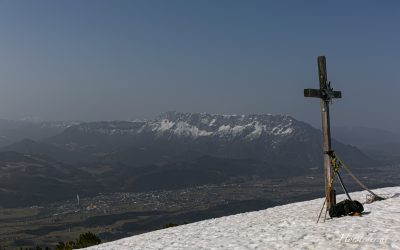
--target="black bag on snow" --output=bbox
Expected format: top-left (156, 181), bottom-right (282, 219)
top-left (329, 199), bottom-right (364, 218)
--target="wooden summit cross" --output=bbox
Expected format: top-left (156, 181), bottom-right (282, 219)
top-left (304, 56), bottom-right (342, 210)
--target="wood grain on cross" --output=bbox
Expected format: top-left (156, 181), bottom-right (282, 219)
top-left (304, 56), bottom-right (342, 210)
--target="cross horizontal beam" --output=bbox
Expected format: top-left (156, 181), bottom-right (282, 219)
top-left (304, 88), bottom-right (342, 99)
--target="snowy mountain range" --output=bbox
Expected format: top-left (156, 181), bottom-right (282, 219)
top-left (45, 112), bottom-right (373, 168)
top-left (71, 112), bottom-right (296, 139)
top-left (87, 186), bottom-right (400, 250)
top-left (0, 112), bottom-right (379, 206)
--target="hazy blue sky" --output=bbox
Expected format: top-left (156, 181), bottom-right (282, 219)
top-left (0, 1), bottom-right (399, 131)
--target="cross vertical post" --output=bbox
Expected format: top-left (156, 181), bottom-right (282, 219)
top-left (304, 56), bottom-right (342, 211)
top-left (319, 57), bottom-right (335, 211)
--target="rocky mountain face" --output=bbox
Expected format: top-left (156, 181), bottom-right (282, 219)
top-left (0, 112), bottom-right (378, 206)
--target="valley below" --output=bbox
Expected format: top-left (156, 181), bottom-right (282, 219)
top-left (1, 164), bottom-right (399, 249)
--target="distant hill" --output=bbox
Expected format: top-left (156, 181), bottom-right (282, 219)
top-left (332, 126), bottom-right (400, 163)
top-left (1, 139), bottom-right (91, 163)
top-left (332, 126), bottom-right (400, 147)
top-left (0, 119), bottom-right (78, 147)
top-left (0, 151), bottom-right (101, 207)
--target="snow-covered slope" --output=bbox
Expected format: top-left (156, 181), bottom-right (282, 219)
top-left (87, 187), bottom-right (400, 250)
